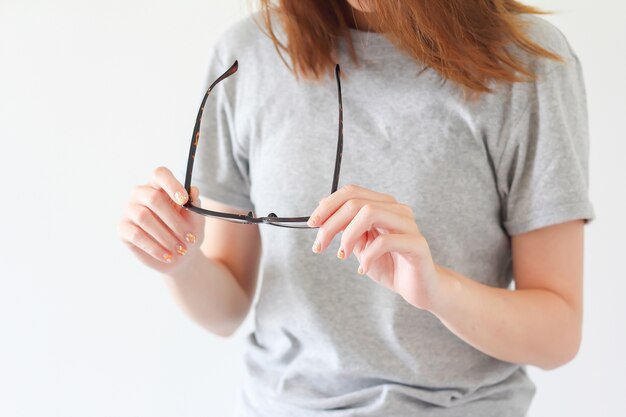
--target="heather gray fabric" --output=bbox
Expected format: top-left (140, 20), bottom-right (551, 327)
top-left (175, 12), bottom-right (595, 417)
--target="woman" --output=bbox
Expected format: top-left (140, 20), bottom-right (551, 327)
top-left (118, 1), bottom-right (595, 416)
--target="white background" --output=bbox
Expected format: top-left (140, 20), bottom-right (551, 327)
top-left (1, 1), bottom-right (624, 416)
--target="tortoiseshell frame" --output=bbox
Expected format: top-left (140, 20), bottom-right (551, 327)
top-left (182, 61), bottom-right (344, 229)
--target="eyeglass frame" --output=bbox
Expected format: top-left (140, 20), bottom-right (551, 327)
top-left (181, 60), bottom-right (344, 229)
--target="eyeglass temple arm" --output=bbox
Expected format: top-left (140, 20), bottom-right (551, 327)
top-left (184, 61), bottom-right (341, 215)
top-left (330, 64), bottom-right (343, 195)
top-left (184, 60), bottom-right (240, 195)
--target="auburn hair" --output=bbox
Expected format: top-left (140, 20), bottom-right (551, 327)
top-left (255, 0), bottom-right (563, 98)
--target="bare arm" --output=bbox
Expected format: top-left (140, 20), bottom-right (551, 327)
top-left (161, 251), bottom-right (251, 337)
top-left (161, 197), bottom-right (262, 338)
top-left (119, 166), bottom-right (262, 337)
top-left (431, 219), bottom-right (585, 370)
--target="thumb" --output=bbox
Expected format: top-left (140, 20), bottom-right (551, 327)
top-left (182, 185), bottom-right (204, 227)
top-left (190, 186), bottom-right (201, 205)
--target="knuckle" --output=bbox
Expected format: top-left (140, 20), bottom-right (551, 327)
top-left (154, 166), bottom-right (170, 178)
top-left (128, 225), bottom-right (143, 245)
top-left (343, 183), bottom-right (358, 193)
top-left (152, 166), bottom-right (165, 179)
top-left (345, 199), bottom-right (359, 212)
top-left (135, 205), bottom-right (153, 224)
top-left (131, 184), bottom-right (143, 198)
top-left (361, 203), bottom-right (375, 216)
top-left (146, 190), bottom-right (163, 207)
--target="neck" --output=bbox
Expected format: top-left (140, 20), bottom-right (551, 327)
top-left (342, 3), bottom-right (378, 32)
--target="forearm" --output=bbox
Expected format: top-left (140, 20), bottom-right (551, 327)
top-left (430, 264), bottom-right (582, 370)
top-left (161, 252), bottom-right (251, 337)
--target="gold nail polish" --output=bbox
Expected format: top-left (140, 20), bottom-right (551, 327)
top-left (312, 240), bottom-right (321, 253)
top-left (174, 191), bottom-right (186, 205)
top-left (176, 244), bottom-right (187, 256)
top-left (163, 253), bottom-right (173, 263)
top-left (357, 265), bottom-right (364, 275)
top-left (337, 248), bottom-right (345, 259)
top-left (185, 232), bottom-right (196, 244)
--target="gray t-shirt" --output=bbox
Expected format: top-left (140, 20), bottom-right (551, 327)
top-left (176, 12), bottom-right (595, 417)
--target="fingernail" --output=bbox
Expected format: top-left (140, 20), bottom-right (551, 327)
top-left (312, 240), bottom-right (321, 253)
top-left (357, 265), bottom-right (364, 275)
top-left (174, 191), bottom-right (187, 205)
top-left (176, 244), bottom-right (187, 256)
top-left (308, 215), bottom-right (319, 227)
top-left (163, 253), bottom-right (173, 263)
top-left (337, 248), bottom-right (345, 259)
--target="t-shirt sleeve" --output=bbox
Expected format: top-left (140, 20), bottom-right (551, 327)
top-left (176, 48), bottom-right (254, 213)
top-left (496, 53), bottom-right (596, 236)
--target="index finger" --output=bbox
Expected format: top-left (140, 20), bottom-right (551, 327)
top-left (150, 166), bottom-right (189, 206)
top-left (307, 183), bottom-right (395, 227)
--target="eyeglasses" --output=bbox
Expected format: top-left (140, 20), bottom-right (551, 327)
top-left (181, 61), bottom-right (344, 229)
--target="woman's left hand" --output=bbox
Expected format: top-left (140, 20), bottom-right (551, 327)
top-left (307, 183), bottom-right (445, 312)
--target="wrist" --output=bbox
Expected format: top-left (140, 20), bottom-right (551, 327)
top-left (162, 248), bottom-right (205, 279)
top-left (429, 264), bottom-right (462, 318)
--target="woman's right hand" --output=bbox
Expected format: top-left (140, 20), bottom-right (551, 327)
top-left (118, 166), bottom-right (206, 273)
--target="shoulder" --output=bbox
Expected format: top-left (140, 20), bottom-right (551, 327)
top-left (209, 11), bottom-right (281, 67)
top-left (479, 15), bottom-right (587, 175)
top-left (511, 13), bottom-right (579, 75)
top-left (485, 14), bottom-right (585, 118)
top-left (517, 14), bottom-right (574, 54)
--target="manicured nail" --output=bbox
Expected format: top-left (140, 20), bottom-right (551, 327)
top-left (185, 232), bottom-right (196, 244)
top-left (174, 191), bottom-right (187, 205)
top-left (176, 244), bottom-right (187, 256)
top-left (308, 215), bottom-right (319, 227)
top-left (163, 253), bottom-right (173, 263)
top-left (312, 240), bottom-right (321, 253)
top-left (337, 248), bottom-right (345, 259)
top-left (357, 265), bottom-right (364, 275)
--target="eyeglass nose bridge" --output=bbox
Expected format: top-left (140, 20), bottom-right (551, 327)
top-left (246, 211), bottom-right (279, 223)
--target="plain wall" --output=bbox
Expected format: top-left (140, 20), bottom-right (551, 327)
top-left (1, 1), bottom-right (624, 416)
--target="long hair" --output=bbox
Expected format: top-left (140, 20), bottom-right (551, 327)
top-left (255, 0), bottom-right (563, 98)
